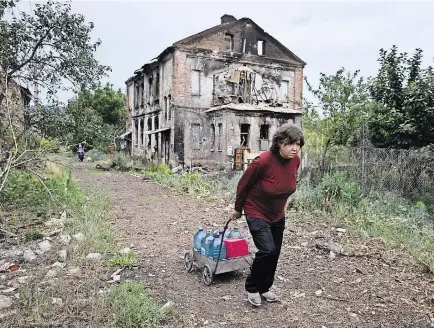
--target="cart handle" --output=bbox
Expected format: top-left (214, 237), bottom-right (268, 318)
top-left (213, 215), bottom-right (245, 275)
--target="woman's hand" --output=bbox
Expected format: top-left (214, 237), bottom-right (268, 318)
top-left (231, 210), bottom-right (242, 221)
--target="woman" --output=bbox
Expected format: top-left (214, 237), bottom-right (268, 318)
top-left (231, 123), bottom-right (304, 307)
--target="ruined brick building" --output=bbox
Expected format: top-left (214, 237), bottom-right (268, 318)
top-left (125, 14), bottom-right (305, 169)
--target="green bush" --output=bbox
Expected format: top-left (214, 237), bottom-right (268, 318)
top-left (318, 172), bottom-right (361, 209)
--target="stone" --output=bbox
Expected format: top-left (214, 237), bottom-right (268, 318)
top-left (51, 262), bottom-right (65, 269)
top-left (86, 253), bottom-right (101, 260)
top-left (68, 267), bottom-right (82, 277)
top-left (38, 240), bottom-right (52, 253)
top-left (336, 228), bottom-right (346, 233)
top-left (0, 295), bottom-right (13, 310)
top-left (45, 269), bottom-right (59, 279)
top-left (73, 233), bottom-right (85, 242)
top-left (17, 276), bottom-right (28, 284)
top-left (23, 249), bottom-right (37, 262)
top-left (59, 233), bottom-right (72, 244)
top-left (52, 297), bottom-right (63, 305)
top-left (58, 250), bottom-right (67, 262)
top-left (119, 247), bottom-right (131, 255)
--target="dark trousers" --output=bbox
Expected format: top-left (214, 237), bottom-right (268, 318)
top-left (245, 216), bottom-right (285, 294)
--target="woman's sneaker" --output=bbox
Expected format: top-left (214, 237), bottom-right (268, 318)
top-left (261, 291), bottom-right (278, 302)
top-left (247, 292), bottom-right (262, 307)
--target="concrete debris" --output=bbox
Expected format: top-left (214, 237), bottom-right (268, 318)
top-left (86, 253), bottom-right (101, 260)
top-left (0, 295), bottom-right (13, 310)
top-left (160, 301), bottom-right (174, 312)
top-left (38, 240), bottom-right (52, 253)
top-left (336, 228), bottom-right (346, 233)
top-left (119, 247), bottom-right (131, 255)
top-left (23, 249), bottom-right (37, 262)
top-left (52, 297), bottom-right (63, 306)
top-left (45, 268), bottom-right (59, 279)
top-left (73, 233), bottom-right (85, 242)
top-left (59, 234), bottom-right (72, 244)
top-left (51, 262), bottom-right (65, 269)
top-left (16, 276), bottom-right (28, 284)
top-left (58, 250), bottom-right (67, 262)
top-left (67, 267), bottom-right (82, 277)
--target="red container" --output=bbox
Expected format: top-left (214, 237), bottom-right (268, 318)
top-left (223, 238), bottom-right (249, 259)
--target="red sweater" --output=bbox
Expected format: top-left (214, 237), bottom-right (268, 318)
top-left (234, 150), bottom-right (300, 222)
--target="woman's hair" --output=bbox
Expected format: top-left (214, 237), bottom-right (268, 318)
top-left (270, 123), bottom-right (304, 154)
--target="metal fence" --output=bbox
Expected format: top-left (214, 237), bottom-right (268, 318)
top-left (300, 144), bottom-right (434, 198)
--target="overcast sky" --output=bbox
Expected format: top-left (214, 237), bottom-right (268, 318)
top-left (13, 0), bottom-right (434, 102)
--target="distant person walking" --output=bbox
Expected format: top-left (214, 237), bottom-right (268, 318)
top-left (231, 123), bottom-right (304, 307)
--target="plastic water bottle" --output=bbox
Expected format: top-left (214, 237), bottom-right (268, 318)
top-left (211, 233), bottom-right (226, 261)
top-left (228, 227), bottom-right (242, 239)
top-left (193, 227), bottom-right (207, 252)
top-left (201, 232), bottom-right (214, 257)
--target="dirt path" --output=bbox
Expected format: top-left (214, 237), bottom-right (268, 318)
top-left (73, 164), bottom-right (434, 328)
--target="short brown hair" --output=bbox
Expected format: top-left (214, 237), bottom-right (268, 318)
top-left (270, 123), bottom-right (304, 154)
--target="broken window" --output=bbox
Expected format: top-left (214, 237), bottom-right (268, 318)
top-left (164, 96), bottom-right (168, 121)
top-left (217, 123), bottom-right (222, 151)
top-left (148, 77), bottom-right (153, 102)
top-left (225, 33), bottom-right (234, 51)
top-left (242, 38), bottom-right (246, 53)
top-left (168, 95), bottom-right (172, 120)
top-left (240, 124), bottom-right (250, 147)
top-left (210, 124), bottom-right (215, 150)
top-left (280, 80), bottom-right (289, 102)
top-left (191, 70), bottom-right (201, 95)
top-left (154, 116), bottom-right (159, 130)
top-left (260, 124), bottom-right (270, 151)
top-left (191, 123), bottom-right (200, 150)
top-left (155, 73), bottom-right (160, 99)
top-left (258, 40), bottom-right (264, 56)
top-left (147, 117), bottom-right (152, 131)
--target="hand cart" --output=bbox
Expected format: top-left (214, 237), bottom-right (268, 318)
top-left (183, 219), bottom-right (253, 286)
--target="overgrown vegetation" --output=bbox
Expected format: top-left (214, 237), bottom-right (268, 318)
top-left (143, 163), bottom-right (241, 203)
top-left (109, 251), bottom-right (138, 268)
top-left (291, 172), bottom-right (434, 273)
top-left (107, 281), bottom-right (170, 328)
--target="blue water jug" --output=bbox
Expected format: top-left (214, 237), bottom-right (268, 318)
top-left (201, 233), bottom-right (214, 257)
top-left (193, 227), bottom-right (206, 252)
top-left (228, 227), bottom-right (242, 239)
top-left (211, 233), bottom-right (226, 261)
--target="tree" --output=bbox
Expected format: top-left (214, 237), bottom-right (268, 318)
top-left (0, 0), bottom-right (110, 98)
top-left (305, 68), bottom-right (370, 171)
top-left (369, 46), bottom-right (434, 149)
top-left (74, 83), bottom-right (126, 126)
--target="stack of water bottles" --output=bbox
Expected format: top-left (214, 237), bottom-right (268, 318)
top-left (193, 226), bottom-right (248, 261)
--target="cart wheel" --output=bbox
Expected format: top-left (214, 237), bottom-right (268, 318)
top-left (183, 252), bottom-right (194, 272)
top-left (202, 265), bottom-right (213, 286)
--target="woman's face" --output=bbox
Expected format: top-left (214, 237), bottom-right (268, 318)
top-left (279, 141), bottom-right (301, 159)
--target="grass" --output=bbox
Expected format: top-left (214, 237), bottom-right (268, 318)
top-left (107, 281), bottom-right (170, 328)
top-left (108, 251), bottom-right (138, 268)
top-left (291, 172), bottom-right (434, 273)
top-left (24, 231), bottom-right (44, 242)
top-left (143, 163), bottom-right (241, 203)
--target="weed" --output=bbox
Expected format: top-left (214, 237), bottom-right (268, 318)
top-left (24, 231), bottom-right (44, 242)
top-left (108, 281), bottom-right (168, 328)
top-left (108, 251), bottom-right (138, 268)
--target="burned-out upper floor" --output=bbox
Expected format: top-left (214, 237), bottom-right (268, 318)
top-left (125, 14), bottom-right (306, 120)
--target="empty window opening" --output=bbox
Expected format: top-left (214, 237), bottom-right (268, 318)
top-left (217, 123), bottom-right (222, 151)
top-left (164, 96), bottom-right (168, 121)
top-left (154, 116), bottom-right (159, 130)
top-left (260, 124), bottom-right (269, 140)
top-left (168, 95), bottom-right (172, 120)
top-left (210, 124), bottom-right (216, 150)
top-left (242, 38), bottom-right (246, 53)
top-left (225, 33), bottom-right (234, 51)
top-left (191, 70), bottom-right (201, 95)
top-left (147, 117), bottom-right (152, 131)
top-left (148, 77), bottom-right (153, 102)
top-left (240, 124), bottom-right (250, 147)
top-left (258, 40), bottom-right (264, 56)
top-left (280, 80), bottom-right (289, 102)
top-left (191, 123), bottom-right (201, 150)
top-left (155, 73), bottom-right (160, 98)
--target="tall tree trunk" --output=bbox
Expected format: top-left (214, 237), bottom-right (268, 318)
top-left (321, 139), bottom-right (331, 176)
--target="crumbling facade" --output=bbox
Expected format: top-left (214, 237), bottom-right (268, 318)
top-left (125, 14), bottom-right (305, 169)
